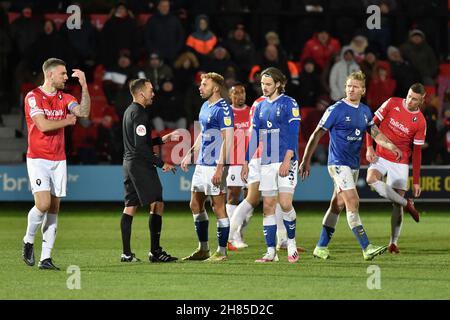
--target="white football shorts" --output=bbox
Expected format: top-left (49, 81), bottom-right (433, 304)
top-left (191, 165), bottom-right (227, 196)
top-left (328, 165), bottom-right (359, 193)
top-left (259, 160), bottom-right (298, 197)
top-left (26, 158), bottom-right (67, 197)
top-left (368, 156), bottom-right (409, 191)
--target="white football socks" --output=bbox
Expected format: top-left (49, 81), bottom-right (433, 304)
top-left (229, 199), bottom-right (254, 242)
top-left (40, 213), bottom-right (58, 261)
top-left (275, 203), bottom-right (287, 244)
top-left (23, 206), bottom-right (46, 244)
top-left (390, 204), bottom-right (403, 245)
top-left (370, 181), bottom-right (407, 206)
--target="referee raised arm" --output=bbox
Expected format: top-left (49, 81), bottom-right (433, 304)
top-left (120, 78), bottom-right (178, 263)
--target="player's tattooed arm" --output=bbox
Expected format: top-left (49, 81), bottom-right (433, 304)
top-left (71, 69), bottom-right (91, 118)
top-left (370, 124), bottom-right (402, 161)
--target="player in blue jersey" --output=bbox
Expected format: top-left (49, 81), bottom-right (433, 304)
top-left (299, 71), bottom-right (402, 261)
top-left (242, 67), bottom-right (301, 263)
top-left (180, 72), bottom-right (234, 262)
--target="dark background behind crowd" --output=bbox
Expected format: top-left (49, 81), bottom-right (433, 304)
top-left (0, 0), bottom-right (449, 165)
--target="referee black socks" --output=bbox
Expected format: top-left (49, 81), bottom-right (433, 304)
top-left (150, 213), bottom-right (162, 253)
top-left (121, 213), bottom-right (133, 256)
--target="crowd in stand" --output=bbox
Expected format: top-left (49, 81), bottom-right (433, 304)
top-left (0, 0), bottom-right (449, 165)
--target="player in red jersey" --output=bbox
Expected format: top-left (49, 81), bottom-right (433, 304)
top-left (22, 58), bottom-right (91, 270)
top-left (365, 83), bottom-right (426, 254)
top-left (226, 83), bottom-right (251, 224)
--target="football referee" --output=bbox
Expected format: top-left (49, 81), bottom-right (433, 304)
top-left (121, 78), bottom-right (178, 263)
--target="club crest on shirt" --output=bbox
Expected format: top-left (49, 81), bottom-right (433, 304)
top-left (413, 116), bottom-right (418, 122)
top-left (136, 124), bottom-right (147, 136)
top-left (224, 116), bottom-right (232, 126)
top-left (58, 93), bottom-right (63, 100)
top-left (292, 107), bottom-right (299, 117)
top-left (355, 129), bottom-right (361, 136)
top-left (28, 96), bottom-right (37, 110)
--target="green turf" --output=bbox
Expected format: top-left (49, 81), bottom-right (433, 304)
top-left (1, 205), bottom-right (449, 300)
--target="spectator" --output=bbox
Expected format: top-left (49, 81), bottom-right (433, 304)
top-left (10, 5), bottom-right (43, 106)
top-left (349, 35), bottom-right (368, 64)
top-left (298, 58), bottom-right (323, 107)
top-left (363, 0), bottom-right (396, 59)
top-left (224, 23), bottom-right (256, 80)
top-left (249, 44), bottom-right (299, 92)
top-left (139, 52), bottom-right (173, 92)
top-left (366, 66), bottom-right (396, 110)
top-left (60, 7), bottom-right (98, 82)
top-left (329, 47), bottom-right (360, 101)
top-left (300, 29), bottom-right (341, 72)
top-left (263, 31), bottom-right (287, 61)
top-left (103, 49), bottom-right (139, 106)
top-left (144, 0), bottom-right (184, 64)
top-left (400, 29), bottom-right (438, 86)
top-left (9, 5), bottom-right (42, 59)
top-left (186, 14), bottom-right (217, 60)
top-left (99, 2), bottom-right (139, 68)
top-left (173, 51), bottom-right (199, 95)
top-left (27, 19), bottom-right (76, 75)
top-left (151, 79), bottom-right (187, 132)
top-left (387, 46), bottom-right (420, 97)
top-left (201, 45), bottom-right (239, 82)
top-left (359, 48), bottom-right (379, 85)
top-left (0, 6), bottom-right (11, 111)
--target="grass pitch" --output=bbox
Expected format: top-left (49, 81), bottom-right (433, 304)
top-left (1, 203), bottom-right (449, 300)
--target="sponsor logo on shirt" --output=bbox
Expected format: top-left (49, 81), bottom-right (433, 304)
top-left (389, 118), bottom-right (410, 134)
top-left (44, 109), bottom-right (65, 118)
top-left (235, 121), bottom-right (250, 129)
top-left (345, 116), bottom-right (351, 122)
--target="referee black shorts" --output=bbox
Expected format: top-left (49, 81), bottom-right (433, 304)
top-left (123, 159), bottom-right (163, 207)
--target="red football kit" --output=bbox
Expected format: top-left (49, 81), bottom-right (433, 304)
top-left (25, 87), bottom-right (78, 161)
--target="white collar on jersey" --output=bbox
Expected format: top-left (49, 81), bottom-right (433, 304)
top-left (267, 94), bottom-right (284, 104)
top-left (342, 98), bottom-right (360, 108)
top-left (207, 98), bottom-right (224, 107)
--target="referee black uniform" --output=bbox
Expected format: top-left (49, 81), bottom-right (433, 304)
top-left (122, 102), bottom-right (164, 207)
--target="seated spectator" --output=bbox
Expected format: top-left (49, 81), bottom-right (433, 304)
top-left (366, 66), bottom-right (396, 110)
top-left (173, 51), bottom-right (200, 95)
top-left (400, 29), bottom-right (438, 86)
top-left (298, 58), bottom-right (323, 107)
top-left (139, 52), bottom-right (173, 92)
top-left (103, 49), bottom-right (139, 106)
top-left (262, 31), bottom-right (288, 62)
top-left (249, 44), bottom-right (299, 92)
top-left (151, 79), bottom-right (187, 132)
top-left (387, 46), bottom-right (420, 97)
top-left (349, 35), bottom-right (369, 64)
top-left (186, 14), bottom-right (217, 60)
top-left (329, 47), bottom-right (360, 101)
top-left (359, 48), bottom-right (380, 85)
top-left (300, 29), bottom-right (341, 72)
